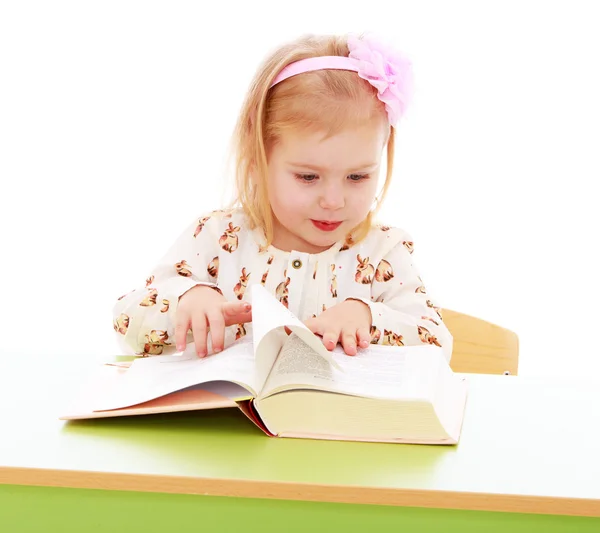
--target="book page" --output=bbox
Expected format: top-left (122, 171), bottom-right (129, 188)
top-left (90, 284), bottom-right (342, 412)
top-left (91, 335), bottom-right (259, 411)
top-left (261, 333), bottom-right (443, 402)
top-left (249, 284), bottom-right (342, 388)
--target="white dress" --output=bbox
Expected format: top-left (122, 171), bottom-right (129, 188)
top-left (112, 208), bottom-right (453, 361)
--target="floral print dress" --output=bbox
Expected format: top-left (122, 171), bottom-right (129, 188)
top-left (113, 208), bottom-right (453, 361)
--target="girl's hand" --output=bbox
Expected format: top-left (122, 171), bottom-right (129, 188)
top-left (175, 285), bottom-right (252, 357)
top-left (303, 299), bottom-right (372, 356)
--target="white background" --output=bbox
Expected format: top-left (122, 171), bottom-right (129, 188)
top-left (1, 1), bottom-right (598, 377)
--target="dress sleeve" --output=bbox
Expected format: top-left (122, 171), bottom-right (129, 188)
top-left (111, 213), bottom-right (222, 356)
top-left (353, 232), bottom-right (453, 362)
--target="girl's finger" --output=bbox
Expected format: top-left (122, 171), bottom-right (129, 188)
top-left (222, 301), bottom-right (252, 325)
top-left (223, 300), bottom-right (251, 316)
top-left (174, 313), bottom-right (191, 352)
top-left (191, 314), bottom-right (209, 357)
top-left (341, 329), bottom-right (357, 356)
top-left (356, 327), bottom-right (371, 349)
top-left (322, 328), bottom-right (341, 351)
top-left (207, 309), bottom-right (226, 353)
top-left (304, 317), bottom-right (324, 337)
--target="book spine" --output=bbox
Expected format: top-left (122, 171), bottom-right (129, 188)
top-left (236, 400), bottom-right (276, 437)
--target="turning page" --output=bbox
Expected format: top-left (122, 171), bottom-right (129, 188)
top-left (249, 283), bottom-right (342, 385)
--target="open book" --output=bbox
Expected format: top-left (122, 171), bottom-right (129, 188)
top-left (61, 284), bottom-right (468, 444)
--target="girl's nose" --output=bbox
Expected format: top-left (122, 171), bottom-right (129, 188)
top-left (319, 185), bottom-right (345, 210)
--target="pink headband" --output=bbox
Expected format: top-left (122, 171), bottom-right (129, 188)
top-left (269, 34), bottom-right (414, 127)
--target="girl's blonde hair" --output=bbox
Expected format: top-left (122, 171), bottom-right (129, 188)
top-left (227, 33), bottom-right (396, 247)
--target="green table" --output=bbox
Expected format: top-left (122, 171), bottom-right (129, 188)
top-left (1, 356), bottom-right (599, 532)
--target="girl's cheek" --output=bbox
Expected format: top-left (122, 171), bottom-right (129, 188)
top-left (285, 185), bottom-right (311, 206)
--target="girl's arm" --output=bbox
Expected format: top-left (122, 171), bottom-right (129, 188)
top-left (353, 233), bottom-right (454, 362)
top-left (112, 213), bottom-right (222, 356)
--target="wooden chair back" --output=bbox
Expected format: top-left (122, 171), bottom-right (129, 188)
top-left (442, 309), bottom-right (519, 375)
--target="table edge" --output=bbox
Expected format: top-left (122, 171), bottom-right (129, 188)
top-left (1, 466), bottom-right (598, 517)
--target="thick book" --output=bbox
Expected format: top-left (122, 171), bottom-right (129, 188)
top-left (61, 284), bottom-right (468, 444)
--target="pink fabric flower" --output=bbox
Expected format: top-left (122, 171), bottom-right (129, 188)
top-left (347, 33), bottom-right (414, 126)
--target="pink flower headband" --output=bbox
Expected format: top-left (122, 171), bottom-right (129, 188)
top-left (269, 34), bottom-right (414, 127)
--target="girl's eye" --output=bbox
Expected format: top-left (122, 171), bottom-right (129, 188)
top-left (295, 173), bottom-right (319, 182)
top-left (294, 173), bottom-right (369, 182)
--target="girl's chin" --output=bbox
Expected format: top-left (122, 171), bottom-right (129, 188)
top-left (273, 220), bottom-right (348, 253)
top-left (289, 234), bottom-right (338, 254)
top-left (303, 231), bottom-right (344, 251)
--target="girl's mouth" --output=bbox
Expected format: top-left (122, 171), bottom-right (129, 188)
top-left (311, 220), bottom-right (342, 232)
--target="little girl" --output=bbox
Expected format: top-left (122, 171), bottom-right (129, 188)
top-left (112, 32), bottom-right (453, 361)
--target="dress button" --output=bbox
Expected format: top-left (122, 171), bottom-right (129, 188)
top-left (292, 259), bottom-right (302, 269)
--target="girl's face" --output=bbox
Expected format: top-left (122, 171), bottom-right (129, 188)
top-left (266, 120), bottom-right (388, 254)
